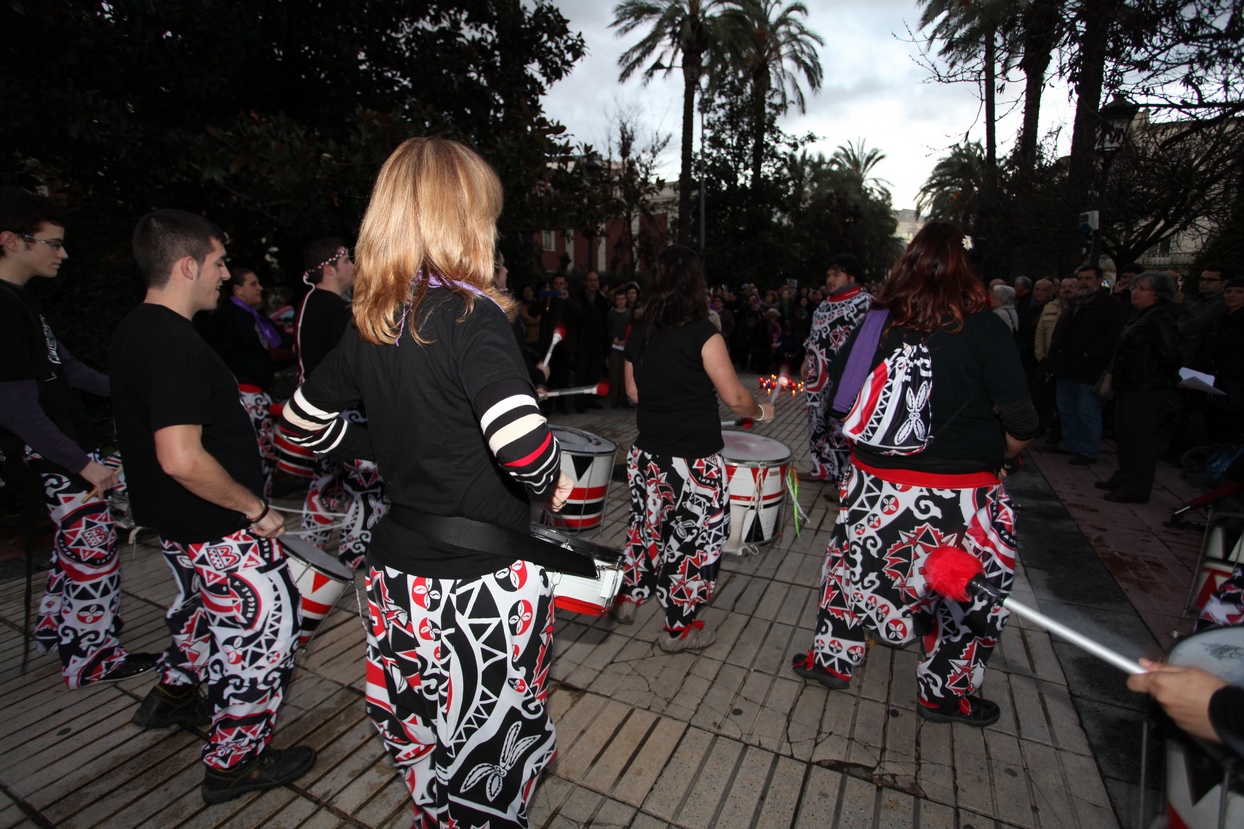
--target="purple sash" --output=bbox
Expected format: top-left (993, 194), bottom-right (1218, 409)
top-left (831, 309), bottom-right (889, 415)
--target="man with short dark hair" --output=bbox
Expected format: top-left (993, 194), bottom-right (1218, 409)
top-left (575, 270), bottom-right (609, 411)
top-left (0, 187), bottom-right (157, 688)
top-left (112, 209), bottom-right (314, 804)
top-left (800, 254), bottom-right (872, 483)
top-left (530, 272), bottom-right (583, 411)
top-left (1047, 265), bottom-right (1124, 464)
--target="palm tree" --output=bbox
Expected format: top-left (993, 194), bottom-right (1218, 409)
top-left (916, 142), bottom-right (987, 227)
top-left (612, 0), bottom-right (736, 241)
top-left (831, 139), bottom-right (892, 199)
top-left (721, 0), bottom-right (823, 190)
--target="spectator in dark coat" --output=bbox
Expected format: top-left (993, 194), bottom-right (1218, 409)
top-left (1048, 265), bottom-right (1125, 464)
top-left (1199, 276), bottom-right (1244, 444)
top-left (1095, 272), bottom-right (1180, 503)
top-left (574, 271), bottom-right (610, 410)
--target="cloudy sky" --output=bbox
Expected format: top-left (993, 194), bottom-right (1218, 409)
top-left (539, 0), bottom-right (1076, 210)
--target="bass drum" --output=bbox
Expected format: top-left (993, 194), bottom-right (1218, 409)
top-left (720, 431), bottom-right (791, 555)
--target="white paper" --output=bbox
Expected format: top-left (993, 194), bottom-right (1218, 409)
top-left (1178, 367), bottom-right (1226, 395)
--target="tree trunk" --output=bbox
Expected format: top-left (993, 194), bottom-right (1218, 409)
top-left (678, 54), bottom-right (701, 244)
top-left (1016, 0), bottom-right (1059, 172)
top-left (1064, 0), bottom-right (1117, 269)
top-left (984, 23), bottom-right (996, 172)
top-left (750, 70), bottom-right (769, 192)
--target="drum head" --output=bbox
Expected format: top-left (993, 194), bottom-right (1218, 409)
top-left (550, 425), bottom-right (617, 455)
top-left (722, 431), bottom-right (791, 463)
top-left (1169, 626), bottom-right (1244, 686)
top-left (280, 535), bottom-right (352, 580)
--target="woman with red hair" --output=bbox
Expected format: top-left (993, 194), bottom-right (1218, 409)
top-left (791, 222), bottom-right (1038, 727)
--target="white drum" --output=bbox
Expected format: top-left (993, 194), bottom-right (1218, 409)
top-left (529, 525), bottom-right (624, 616)
top-left (721, 431), bottom-right (791, 555)
top-left (281, 535), bottom-right (353, 647)
top-left (541, 426), bottom-right (617, 534)
top-left (1164, 626), bottom-right (1244, 829)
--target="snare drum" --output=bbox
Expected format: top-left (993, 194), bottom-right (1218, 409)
top-left (721, 431), bottom-right (791, 554)
top-left (281, 535), bottom-right (353, 647)
top-left (1163, 626), bottom-right (1244, 829)
top-left (530, 524), bottom-right (624, 616)
top-left (1191, 527), bottom-right (1244, 614)
top-left (541, 426), bottom-right (617, 533)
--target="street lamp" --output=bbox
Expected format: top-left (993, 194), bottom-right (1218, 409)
top-left (1087, 95), bottom-right (1141, 267)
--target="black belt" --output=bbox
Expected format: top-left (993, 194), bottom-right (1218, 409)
top-left (386, 505), bottom-right (598, 578)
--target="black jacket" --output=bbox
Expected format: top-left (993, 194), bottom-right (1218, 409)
top-left (1112, 304), bottom-right (1180, 391)
top-left (1049, 290), bottom-right (1125, 384)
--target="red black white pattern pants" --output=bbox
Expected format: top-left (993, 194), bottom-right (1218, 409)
top-left (805, 386), bottom-right (850, 482)
top-left (364, 562), bottom-right (556, 829)
top-left (1197, 563), bottom-right (1244, 633)
top-left (238, 384), bottom-right (276, 498)
top-left (301, 456), bottom-right (387, 572)
top-left (32, 452), bottom-right (131, 689)
top-left (158, 528), bottom-right (300, 769)
top-left (809, 463), bottom-right (1015, 705)
top-left (622, 447), bottom-right (728, 634)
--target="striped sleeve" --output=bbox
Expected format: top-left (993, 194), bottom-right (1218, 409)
top-left (279, 388), bottom-right (375, 462)
top-left (473, 377), bottom-right (561, 500)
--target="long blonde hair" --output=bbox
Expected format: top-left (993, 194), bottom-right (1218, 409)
top-left (353, 137), bottom-right (515, 345)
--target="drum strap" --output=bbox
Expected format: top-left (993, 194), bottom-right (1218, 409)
top-left (386, 505), bottom-right (598, 578)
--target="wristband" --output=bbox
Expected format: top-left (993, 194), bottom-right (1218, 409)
top-left (247, 499), bottom-right (271, 525)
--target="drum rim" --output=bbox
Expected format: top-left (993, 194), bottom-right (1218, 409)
top-left (280, 535), bottom-right (353, 580)
top-left (548, 424), bottom-right (618, 453)
top-left (721, 430), bottom-right (792, 463)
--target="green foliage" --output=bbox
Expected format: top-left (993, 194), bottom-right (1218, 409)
top-left (2, 0), bottom-right (585, 366)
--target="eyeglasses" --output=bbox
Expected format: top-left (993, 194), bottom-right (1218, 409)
top-left (19, 234), bottom-right (65, 252)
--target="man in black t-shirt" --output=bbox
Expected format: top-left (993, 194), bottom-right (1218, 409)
top-left (293, 237), bottom-right (386, 571)
top-left (0, 187), bottom-right (157, 689)
top-left (112, 209), bottom-right (314, 804)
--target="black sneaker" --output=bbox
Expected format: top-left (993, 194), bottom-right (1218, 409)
top-left (132, 682), bottom-right (211, 729)
top-left (791, 652), bottom-right (850, 690)
top-left (201, 746), bottom-right (317, 805)
top-left (917, 695), bottom-right (1001, 727)
top-left (96, 652), bottom-right (160, 683)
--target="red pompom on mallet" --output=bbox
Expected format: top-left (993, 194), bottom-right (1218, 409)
top-left (740, 417), bottom-right (754, 429)
top-left (922, 546), bottom-right (986, 603)
top-left (595, 381), bottom-right (610, 397)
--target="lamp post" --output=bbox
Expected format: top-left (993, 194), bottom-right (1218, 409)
top-left (1087, 95), bottom-right (1140, 267)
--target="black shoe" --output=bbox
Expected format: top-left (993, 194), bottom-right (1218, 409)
top-left (201, 746), bottom-right (317, 805)
top-left (96, 652), bottom-right (160, 683)
top-left (1104, 491), bottom-right (1148, 504)
top-left (917, 695), bottom-right (1000, 727)
top-left (1069, 454), bottom-right (1097, 465)
top-left (791, 652), bottom-right (850, 690)
top-left (1093, 480), bottom-right (1118, 490)
top-left (132, 682), bottom-right (211, 729)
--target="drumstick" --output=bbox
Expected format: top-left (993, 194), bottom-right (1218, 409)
top-left (767, 373), bottom-right (789, 405)
top-left (538, 325), bottom-right (566, 369)
top-left (721, 418), bottom-right (755, 429)
top-left (923, 547), bottom-right (1145, 675)
top-left (538, 381), bottom-right (610, 400)
top-left (81, 465), bottom-right (122, 503)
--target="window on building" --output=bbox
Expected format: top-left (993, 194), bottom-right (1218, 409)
top-left (542, 231), bottom-right (555, 252)
top-left (1157, 237), bottom-right (1172, 255)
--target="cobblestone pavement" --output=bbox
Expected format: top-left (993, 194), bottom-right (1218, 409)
top-left (0, 376), bottom-right (1164, 828)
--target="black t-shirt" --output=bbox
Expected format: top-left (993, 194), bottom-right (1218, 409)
top-left (297, 289), bottom-right (351, 380)
top-left (833, 311), bottom-right (1030, 474)
top-left (625, 318), bottom-right (723, 458)
top-left (202, 300), bottom-right (276, 390)
top-left (110, 303), bottom-right (263, 543)
top-left (301, 291), bottom-right (542, 578)
top-left (0, 280), bottom-right (94, 451)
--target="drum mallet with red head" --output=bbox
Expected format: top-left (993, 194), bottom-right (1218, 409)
top-left (538, 324), bottom-right (566, 369)
top-left (721, 418), bottom-right (755, 429)
top-left (538, 381), bottom-right (610, 400)
top-left (922, 546), bottom-right (1145, 675)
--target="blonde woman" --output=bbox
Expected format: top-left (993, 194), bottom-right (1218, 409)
top-left (281, 137), bottom-right (571, 828)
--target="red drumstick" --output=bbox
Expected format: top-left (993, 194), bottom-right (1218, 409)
top-left (721, 418), bottom-right (755, 429)
top-left (922, 547), bottom-right (1145, 674)
top-left (539, 324), bottom-right (566, 368)
top-left (539, 381), bottom-right (610, 400)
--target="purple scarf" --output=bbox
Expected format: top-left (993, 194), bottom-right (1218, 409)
top-left (394, 272), bottom-right (505, 344)
top-left (230, 296), bottom-right (283, 349)
top-left (831, 309), bottom-right (889, 415)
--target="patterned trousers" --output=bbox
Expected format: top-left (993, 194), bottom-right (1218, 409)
top-left (159, 529), bottom-right (300, 769)
top-left (622, 447), bottom-right (728, 634)
top-left (806, 387), bottom-right (849, 481)
top-left (809, 464), bottom-right (1015, 704)
top-left (1197, 562), bottom-right (1244, 633)
top-left (32, 452), bottom-right (130, 689)
top-left (365, 562), bottom-right (556, 829)
top-left (238, 385), bottom-right (276, 498)
top-left (301, 456), bottom-right (387, 572)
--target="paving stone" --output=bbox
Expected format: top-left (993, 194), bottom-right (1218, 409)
top-left (835, 773), bottom-right (878, 829)
top-left (675, 736), bottom-right (743, 829)
top-left (581, 708), bottom-right (658, 794)
top-left (793, 765), bottom-right (843, 829)
top-left (559, 700), bottom-right (632, 784)
top-left (610, 716), bottom-right (686, 807)
top-left (877, 786), bottom-right (915, 829)
top-left (753, 754), bottom-right (806, 828)
top-left (641, 727), bottom-right (713, 821)
top-left (1018, 739), bottom-right (1076, 829)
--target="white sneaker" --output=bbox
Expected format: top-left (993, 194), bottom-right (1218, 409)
top-left (659, 624), bottom-right (716, 653)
